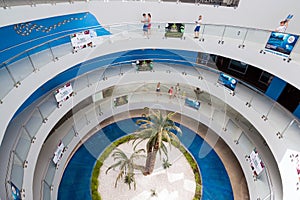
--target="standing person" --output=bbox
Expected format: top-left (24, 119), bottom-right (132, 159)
top-left (194, 15), bottom-right (202, 39)
top-left (147, 13), bottom-right (152, 36)
top-left (141, 13), bottom-right (149, 38)
top-left (156, 82), bottom-right (161, 95)
top-left (168, 86), bottom-right (174, 99)
top-left (175, 83), bottom-right (180, 97)
top-left (194, 87), bottom-right (203, 100)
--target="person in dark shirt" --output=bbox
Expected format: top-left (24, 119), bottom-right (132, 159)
top-left (194, 87), bottom-right (203, 100)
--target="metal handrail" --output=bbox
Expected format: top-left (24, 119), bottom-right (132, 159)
top-left (2, 21), bottom-right (299, 197)
top-left (5, 60), bottom-right (292, 199)
top-left (41, 83), bottom-right (273, 200)
top-left (0, 0), bottom-right (239, 9)
top-left (1, 21), bottom-right (298, 70)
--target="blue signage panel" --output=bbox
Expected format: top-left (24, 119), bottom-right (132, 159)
top-left (265, 32), bottom-right (299, 57)
top-left (218, 73), bottom-right (237, 91)
top-left (185, 98), bottom-right (200, 110)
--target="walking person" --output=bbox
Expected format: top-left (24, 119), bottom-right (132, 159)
top-left (194, 15), bottom-right (202, 38)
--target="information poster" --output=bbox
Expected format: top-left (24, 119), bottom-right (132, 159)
top-left (249, 149), bottom-right (264, 176)
top-left (70, 30), bottom-right (96, 52)
top-left (54, 82), bottom-right (73, 106)
top-left (53, 141), bottom-right (65, 165)
top-left (265, 32), bottom-right (299, 57)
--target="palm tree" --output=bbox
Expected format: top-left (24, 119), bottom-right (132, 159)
top-left (133, 110), bottom-right (182, 175)
top-left (106, 148), bottom-right (145, 190)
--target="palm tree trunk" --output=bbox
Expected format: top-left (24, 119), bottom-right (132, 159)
top-left (144, 147), bottom-right (159, 175)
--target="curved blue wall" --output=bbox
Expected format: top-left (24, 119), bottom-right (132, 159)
top-left (0, 12), bottom-right (110, 65)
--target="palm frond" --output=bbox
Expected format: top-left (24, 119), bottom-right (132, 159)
top-left (168, 132), bottom-right (181, 144)
top-left (115, 170), bottom-right (124, 188)
top-left (112, 148), bottom-right (129, 160)
top-left (166, 125), bottom-right (182, 136)
top-left (136, 119), bottom-right (152, 126)
top-left (160, 142), bottom-right (169, 158)
top-left (162, 130), bottom-right (171, 146)
top-left (130, 148), bottom-right (146, 160)
top-left (134, 148), bottom-right (146, 154)
top-left (106, 160), bottom-right (123, 174)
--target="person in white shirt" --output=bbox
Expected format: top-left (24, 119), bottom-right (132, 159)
top-left (275, 20), bottom-right (289, 33)
top-left (194, 15), bottom-right (202, 38)
top-left (141, 13), bottom-right (149, 38)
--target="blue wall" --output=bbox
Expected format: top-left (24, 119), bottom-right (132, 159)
top-left (265, 76), bottom-right (287, 101)
top-left (0, 12), bottom-right (110, 66)
top-left (111, 49), bottom-right (197, 66)
top-left (293, 104), bottom-right (300, 119)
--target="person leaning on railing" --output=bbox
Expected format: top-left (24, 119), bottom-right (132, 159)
top-left (194, 15), bottom-right (202, 38)
top-left (275, 19), bottom-right (289, 33)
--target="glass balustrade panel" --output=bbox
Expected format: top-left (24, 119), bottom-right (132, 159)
top-left (43, 182), bottom-right (51, 200)
top-left (0, 67), bottom-right (15, 101)
top-left (25, 109), bottom-right (43, 138)
top-left (44, 162), bottom-right (56, 186)
top-left (223, 26), bottom-right (247, 41)
top-left (202, 24), bottom-right (225, 38)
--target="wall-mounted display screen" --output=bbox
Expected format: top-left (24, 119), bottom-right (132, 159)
top-left (265, 32), bottom-right (299, 57)
top-left (114, 95), bottom-right (128, 107)
top-left (165, 23), bottom-right (185, 38)
top-left (102, 86), bottom-right (115, 98)
top-left (218, 73), bottom-right (237, 91)
top-left (136, 60), bottom-right (153, 71)
top-left (228, 60), bottom-right (248, 75)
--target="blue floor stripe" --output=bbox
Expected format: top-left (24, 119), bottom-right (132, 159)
top-left (58, 118), bottom-right (233, 200)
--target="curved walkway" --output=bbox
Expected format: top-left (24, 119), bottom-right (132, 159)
top-left (58, 118), bottom-right (234, 200)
